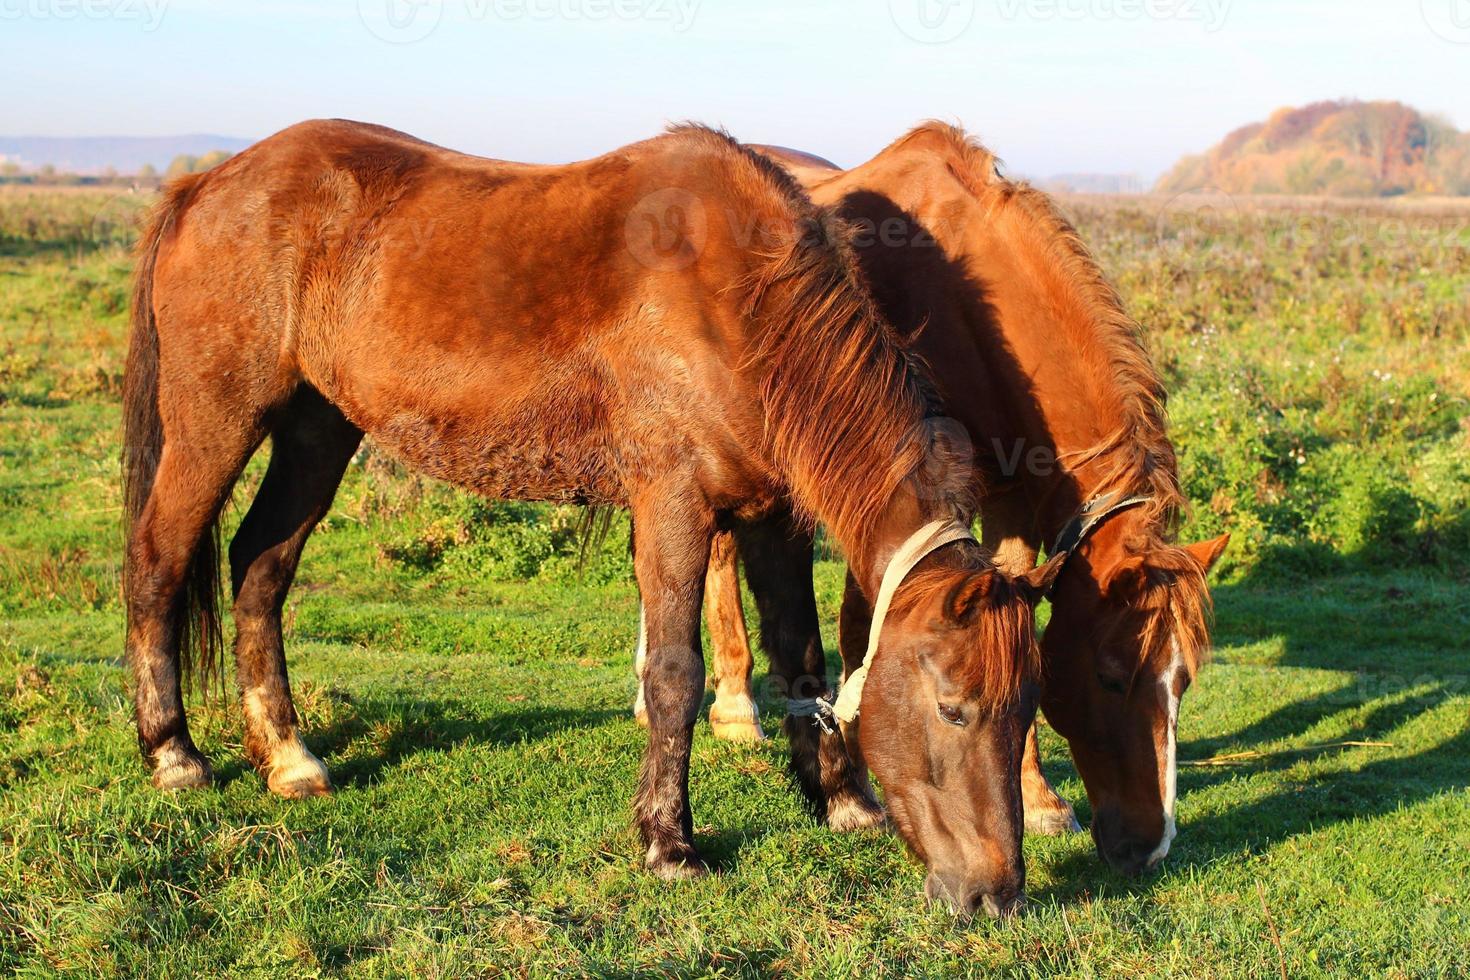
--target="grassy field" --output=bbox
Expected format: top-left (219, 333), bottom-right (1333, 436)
top-left (1, 186), bottom-right (1468, 976)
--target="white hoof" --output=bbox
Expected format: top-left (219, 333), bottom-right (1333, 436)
top-left (266, 740), bottom-right (332, 799)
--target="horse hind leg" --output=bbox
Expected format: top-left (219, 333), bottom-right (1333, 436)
top-left (1022, 722), bottom-right (1082, 835)
top-left (229, 387), bottom-right (361, 799)
top-left (633, 603), bottom-right (649, 726)
top-left (704, 531), bottom-right (764, 742)
top-left (127, 409), bottom-right (266, 790)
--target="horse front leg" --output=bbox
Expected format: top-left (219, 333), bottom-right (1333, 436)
top-left (633, 532), bottom-right (763, 742)
top-left (835, 569), bottom-right (881, 817)
top-left (1022, 723), bottom-right (1081, 834)
top-left (630, 492), bottom-right (714, 879)
top-left (736, 513), bottom-right (883, 832)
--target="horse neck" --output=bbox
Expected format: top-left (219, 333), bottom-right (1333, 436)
top-left (946, 198), bottom-right (1163, 543)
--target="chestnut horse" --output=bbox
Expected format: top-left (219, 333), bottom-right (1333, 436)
top-left (122, 119), bottom-right (1057, 913)
top-left (633, 123), bottom-right (1229, 875)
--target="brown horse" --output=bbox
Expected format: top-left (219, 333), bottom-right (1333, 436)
top-left (121, 119), bottom-right (1057, 913)
top-left (634, 123), bottom-right (1229, 875)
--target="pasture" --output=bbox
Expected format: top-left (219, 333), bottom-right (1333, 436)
top-left (2, 185), bottom-right (1468, 976)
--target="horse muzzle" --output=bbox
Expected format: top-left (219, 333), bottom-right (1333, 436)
top-left (924, 872), bottom-right (1025, 919)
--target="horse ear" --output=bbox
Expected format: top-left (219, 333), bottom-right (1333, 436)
top-left (944, 570), bottom-right (1000, 624)
top-left (1100, 555), bottom-right (1149, 602)
top-left (1185, 533), bottom-right (1230, 573)
top-left (1016, 553), bottom-right (1067, 606)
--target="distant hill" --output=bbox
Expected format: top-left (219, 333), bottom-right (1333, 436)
top-left (1156, 100), bottom-right (1470, 197)
top-left (0, 134), bottom-right (254, 175)
top-left (1040, 172), bottom-right (1145, 195)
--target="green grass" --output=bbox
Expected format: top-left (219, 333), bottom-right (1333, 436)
top-left (2, 191), bottom-right (1468, 976)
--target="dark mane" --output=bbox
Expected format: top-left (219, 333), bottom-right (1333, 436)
top-left (667, 123), bottom-right (949, 563)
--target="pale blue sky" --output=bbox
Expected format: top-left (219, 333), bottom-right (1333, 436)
top-left (2, 0), bottom-right (1466, 179)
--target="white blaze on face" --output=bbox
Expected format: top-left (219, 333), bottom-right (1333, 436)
top-left (1146, 638), bottom-right (1186, 868)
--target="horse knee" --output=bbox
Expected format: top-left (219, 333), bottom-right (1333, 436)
top-left (642, 644), bottom-right (705, 730)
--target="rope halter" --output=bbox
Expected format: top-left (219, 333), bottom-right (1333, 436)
top-left (788, 517), bottom-right (977, 731)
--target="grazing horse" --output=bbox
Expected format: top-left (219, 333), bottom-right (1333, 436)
top-left (633, 123), bottom-right (1229, 875)
top-left (121, 119), bottom-right (1058, 913)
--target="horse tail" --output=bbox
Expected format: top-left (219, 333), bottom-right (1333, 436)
top-left (123, 173), bottom-right (223, 698)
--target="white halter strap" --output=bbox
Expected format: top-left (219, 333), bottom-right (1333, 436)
top-left (789, 517), bottom-right (976, 726)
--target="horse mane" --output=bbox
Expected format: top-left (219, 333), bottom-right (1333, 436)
top-left (890, 122), bottom-right (1188, 539)
top-left (664, 124), bottom-right (947, 563)
top-left (1130, 545), bottom-right (1214, 681)
top-left (890, 540), bottom-right (1040, 707)
top-left (889, 122), bottom-right (1212, 672)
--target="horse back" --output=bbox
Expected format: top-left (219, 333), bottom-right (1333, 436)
top-left (146, 120), bottom-right (801, 507)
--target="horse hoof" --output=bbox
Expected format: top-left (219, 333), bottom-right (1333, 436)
top-left (710, 717), bottom-right (765, 742)
top-left (828, 795), bottom-right (887, 832)
top-left (1025, 806), bottom-right (1082, 836)
top-left (265, 744), bottom-right (332, 799)
top-left (633, 707), bottom-right (649, 728)
top-left (646, 844), bottom-right (708, 880)
top-left (151, 746), bottom-right (213, 791)
top-left (709, 694), bottom-right (764, 742)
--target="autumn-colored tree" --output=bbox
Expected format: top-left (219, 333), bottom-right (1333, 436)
top-left (1157, 100), bottom-right (1469, 198)
top-left (165, 154), bottom-right (198, 177)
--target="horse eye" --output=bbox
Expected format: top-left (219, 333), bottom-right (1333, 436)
top-left (937, 703), bottom-right (965, 726)
top-left (1097, 673), bottom-right (1128, 695)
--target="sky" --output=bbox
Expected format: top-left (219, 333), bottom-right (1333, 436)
top-left (2, 0), bottom-right (1468, 180)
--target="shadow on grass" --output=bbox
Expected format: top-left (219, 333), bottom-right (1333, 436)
top-left (211, 697), bottom-right (622, 789)
top-left (1038, 714), bottom-right (1470, 904)
top-left (1035, 664), bottom-right (1469, 904)
top-left (1027, 536), bottom-right (1470, 902)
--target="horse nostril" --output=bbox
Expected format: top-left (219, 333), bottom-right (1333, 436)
top-left (979, 887), bottom-right (1025, 919)
top-left (1099, 838), bottom-right (1153, 877)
